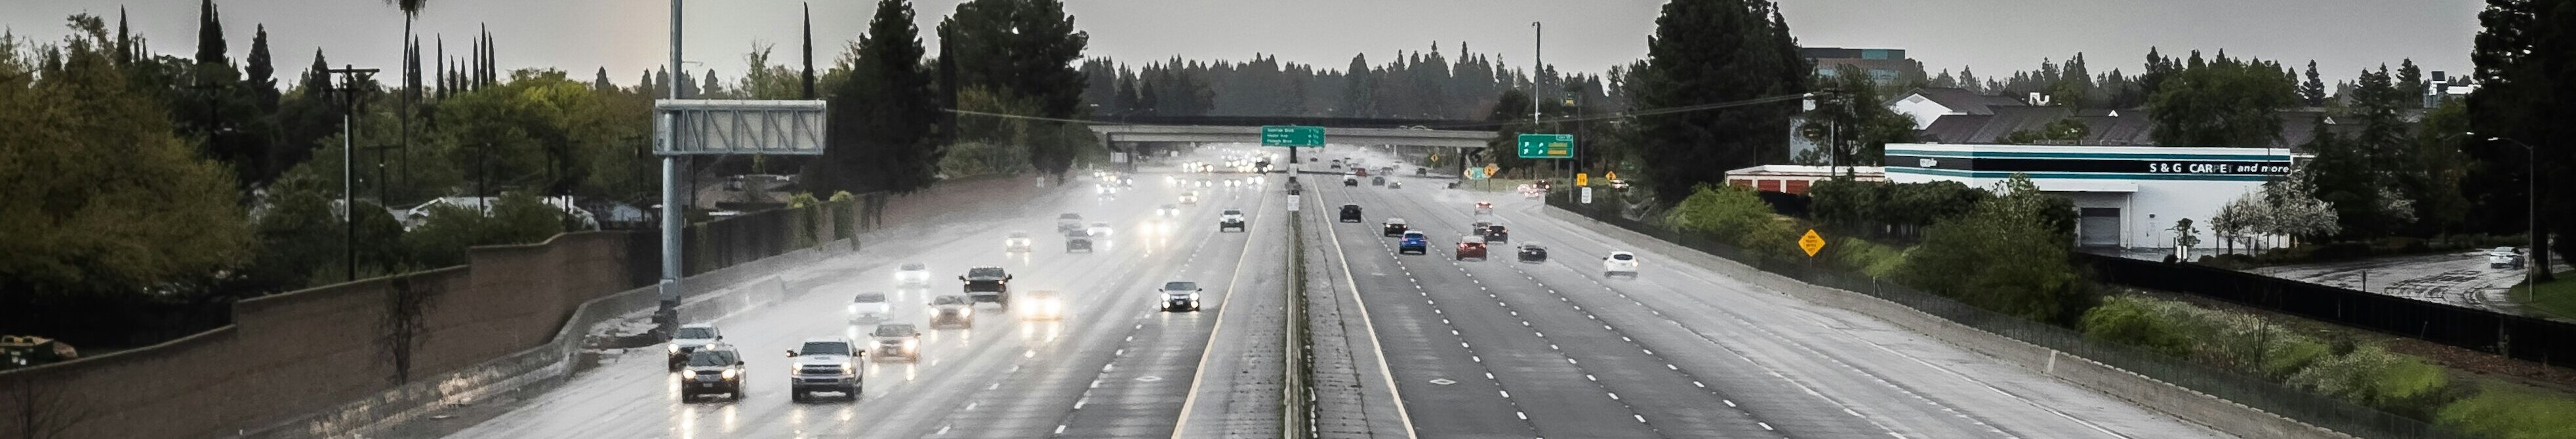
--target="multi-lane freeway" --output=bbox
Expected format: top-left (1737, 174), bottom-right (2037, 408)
top-left (429, 146), bottom-right (2234, 438)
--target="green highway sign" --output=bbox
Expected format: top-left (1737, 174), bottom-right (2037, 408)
top-left (1261, 125), bottom-right (1326, 147)
top-left (1517, 133), bottom-right (1574, 159)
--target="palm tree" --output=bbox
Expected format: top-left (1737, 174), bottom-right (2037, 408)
top-left (386, 0), bottom-right (426, 203)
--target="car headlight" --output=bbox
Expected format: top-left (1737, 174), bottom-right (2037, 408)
top-left (903, 339), bottom-right (918, 350)
top-left (1188, 292), bottom-right (1202, 301)
top-left (843, 362), bottom-right (856, 372)
top-left (721, 369), bottom-right (738, 379)
top-left (847, 304), bottom-right (858, 314)
top-left (961, 308), bottom-right (974, 317)
top-left (668, 344), bottom-right (680, 354)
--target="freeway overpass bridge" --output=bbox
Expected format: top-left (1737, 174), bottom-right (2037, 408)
top-left (1084, 115), bottom-right (1503, 171)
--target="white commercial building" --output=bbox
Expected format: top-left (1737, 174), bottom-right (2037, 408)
top-left (1883, 143), bottom-right (2291, 249)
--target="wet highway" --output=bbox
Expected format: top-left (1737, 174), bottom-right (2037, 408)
top-left (439, 147), bottom-right (2240, 439)
top-left (444, 161), bottom-right (1285, 438)
top-left (1307, 165), bottom-right (2235, 438)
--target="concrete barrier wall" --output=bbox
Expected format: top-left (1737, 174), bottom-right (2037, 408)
top-left (0, 174), bottom-right (1068, 439)
top-left (1540, 206), bottom-right (2354, 439)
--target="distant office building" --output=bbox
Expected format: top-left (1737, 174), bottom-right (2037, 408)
top-left (1884, 143), bottom-right (2290, 249)
top-left (1801, 47), bottom-right (1919, 87)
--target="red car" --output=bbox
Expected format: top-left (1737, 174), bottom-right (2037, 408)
top-left (1455, 236), bottom-right (1488, 261)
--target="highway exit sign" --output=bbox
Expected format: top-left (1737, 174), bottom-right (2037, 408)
top-left (1262, 125), bottom-right (1325, 147)
top-left (1516, 133), bottom-right (1573, 159)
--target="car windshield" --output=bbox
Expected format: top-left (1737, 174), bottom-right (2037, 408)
top-left (1613, 254), bottom-right (1635, 261)
top-left (1223, 210), bottom-right (1243, 215)
top-left (1059, 213), bottom-right (1081, 220)
top-left (675, 327), bottom-right (715, 339)
top-left (853, 293), bottom-right (885, 303)
top-left (900, 263), bottom-right (926, 271)
top-left (1091, 222), bottom-right (1108, 228)
top-left (932, 295), bottom-right (972, 305)
top-left (968, 267), bottom-right (1005, 278)
top-left (872, 325), bottom-right (917, 337)
top-left (1163, 281), bottom-right (1198, 291)
top-left (797, 342), bottom-right (851, 356)
top-left (685, 350), bottom-right (737, 367)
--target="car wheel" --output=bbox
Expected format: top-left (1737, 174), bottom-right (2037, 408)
top-left (790, 391), bottom-right (805, 403)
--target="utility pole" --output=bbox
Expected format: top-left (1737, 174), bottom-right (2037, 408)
top-left (329, 66), bottom-right (380, 282)
top-left (657, 0), bottom-right (687, 336)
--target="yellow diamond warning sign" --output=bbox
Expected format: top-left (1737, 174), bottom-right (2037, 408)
top-left (1799, 229), bottom-right (1826, 257)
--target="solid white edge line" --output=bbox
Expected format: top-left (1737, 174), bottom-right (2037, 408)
top-left (1316, 184), bottom-right (1422, 439)
top-left (1169, 183), bottom-right (1277, 439)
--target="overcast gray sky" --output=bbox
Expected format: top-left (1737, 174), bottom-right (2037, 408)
top-left (6, 0), bottom-right (2486, 90)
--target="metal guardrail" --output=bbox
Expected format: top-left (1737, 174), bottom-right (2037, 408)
top-left (1545, 197), bottom-right (2465, 439)
top-left (1285, 211), bottom-right (1316, 438)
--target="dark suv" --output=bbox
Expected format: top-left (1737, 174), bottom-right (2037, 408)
top-left (1338, 204), bottom-right (1363, 222)
top-left (960, 266), bottom-right (1012, 309)
top-left (679, 345), bottom-right (746, 402)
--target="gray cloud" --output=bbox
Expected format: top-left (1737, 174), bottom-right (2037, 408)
top-left (4, 0), bottom-right (2482, 91)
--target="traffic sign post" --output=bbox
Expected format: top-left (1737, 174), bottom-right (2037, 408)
top-left (1575, 173), bottom-right (1589, 186)
top-left (1516, 133), bottom-right (1573, 158)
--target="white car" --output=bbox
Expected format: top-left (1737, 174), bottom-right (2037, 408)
top-left (894, 262), bottom-right (931, 287)
top-left (1157, 204), bottom-right (1180, 217)
top-left (1603, 251), bottom-right (1640, 278)
top-left (1218, 209), bottom-right (1247, 232)
top-left (1088, 222), bottom-right (1114, 238)
top-left (2487, 247), bottom-right (2527, 270)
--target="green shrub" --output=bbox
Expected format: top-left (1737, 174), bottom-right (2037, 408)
top-left (1899, 175), bottom-right (2085, 323)
top-left (401, 192), bottom-right (566, 267)
top-left (2437, 381), bottom-right (2576, 439)
top-left (1829, 238), bottom-right (1909, 279)
top-left (2285, 345), bottom-right (2455, 416)
top-left (2080, 296), bottom-right (2196, 357)
top-left (1663, 184), bottom-right (1801, 260)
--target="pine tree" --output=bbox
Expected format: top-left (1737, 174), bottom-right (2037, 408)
top-left (1631, 0), bottom-right (1808, 203)
top-left (2396, 59), bottom-right (2425, 108)
top-left (195, 0), bottom-right (226, 67)
top-left (815, 0), bottom-right (944, 194)
top-left (593, 67), bottom-right (614, 91)
top-left (2300, 60), bottom-right (2327, 106)
top-left (247, 24), bottom-right (277, 112)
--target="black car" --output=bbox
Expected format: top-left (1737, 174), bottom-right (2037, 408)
top-left (1065, 232), bottom-right (1094, 253)
top-left (1382, 218), bottom-right (1408, 237)
top-left (1338, 204), bottom-right (1363, 222)
top-left (1483, 224), bottom-right (1509, 243)
top-left (1343, 177), bottom-right (1358, 186)
top-left (1371, 176), bottom-right (1386, 186)
top-left (1516, 243), bottom-right (1548, 263)
top-left (960, 266), bottom-right (1012, 309)
top-left (679, 345), bottom-right (747, 401)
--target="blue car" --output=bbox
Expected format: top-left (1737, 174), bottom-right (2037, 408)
top-left (1398, 232), bottom-right (1428, 255)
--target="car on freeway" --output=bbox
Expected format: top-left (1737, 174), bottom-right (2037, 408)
top-left (1338, 204), bottom-right (1363, 222)
top-left (959, 266), bottom-right (1013, 309)
top-left (1415, 167), bottom-right (1428, 177)
top-left (786, 338), bottom-right (862, 402)
top-left (1398, 232), bottom-right (1428, 255)
top-left (1088, 222), bottom-right (1114, 238)
top-left (1158, 204), bottom-right (1180, 217)
top-left (1157, 280), bottom-right (1205, 312)
top-left (1603, 251), bottom-right (1640, 278)
top-left (868, 324), bottom-right (922, 362)
top-left (1180, 191), bottom-right (1200, 205)
top-left (1343, 176), bottom-right (1359, 186)
top-left (1483, 224), bottom-right (1509, 243)
top-left (1021, 290), bottom-right (1065, 321)
top-left (1456, 236), bottom-right (1488, 261)
top-left (848, 293), bottom-right (890, 325)
top-left (1219, 209), bottom-right (1248, 232)
top-left (1354, 167), bottom-right (1369, 177)
top-left (927, 294), bottom-right (976, 329)
top-left (1517, 242), bottom-right (1548, 263)
top-left (894, 262), bottom-right (932, 287)
top-left (1382, 218), bottom-right (1408, 237)
top-left (2489, 247), bottom-right (2527, 269)
top-left (1057, 213), bottom-right (1085, 234)
top-left (1371, 176), bottom-right (1386, 186)
top-left (1388, 180), bottom-right (1402, 189)
top-left (1065, 231), bottom-right (1095, 253)
top-left (1474, 201), bottom-right (1493, 215)
top-left (667, 324), bottom-right (724, 372)
top-left (1471, 221), bottom-right (1493, 236)
top-left (1005, 231), bottom-right (1034, 253)
top-left (677, 344), bottom-right (746, 402)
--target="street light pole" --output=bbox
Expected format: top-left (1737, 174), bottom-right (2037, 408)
top-left (2485, 135), bottom-right (2544, 297)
